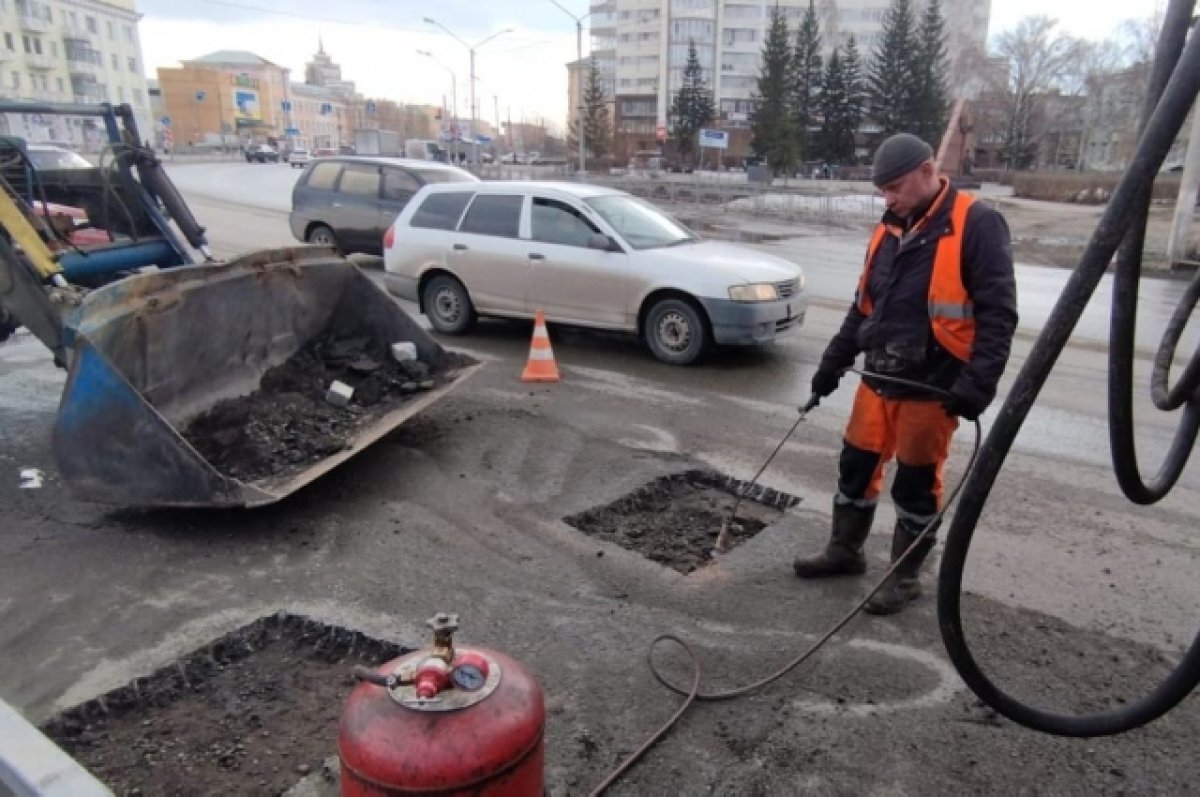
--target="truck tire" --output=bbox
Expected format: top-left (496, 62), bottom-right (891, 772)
top-left (643, 297), bottom-right (708, 366)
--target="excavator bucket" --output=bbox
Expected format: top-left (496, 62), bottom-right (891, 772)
top-left (51, 247), bottom-right (480, 508)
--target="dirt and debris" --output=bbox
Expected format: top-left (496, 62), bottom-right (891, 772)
top-left (41, 613), bottom-right (408, 797)
top-left (565, 470), bottom-right (801, 574)
top-left (183, 331), bottom-right (456, 483)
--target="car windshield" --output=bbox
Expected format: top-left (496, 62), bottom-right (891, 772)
top-left (414, 168), bottom-right (478, 184)
top-left (27, 148), bottom-right (93, 170)
top-left (584, 195), bottom-right (696, 250)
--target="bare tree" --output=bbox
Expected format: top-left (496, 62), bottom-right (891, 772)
top-left (1115, 4), bottom-right (1167, 68)
top-left (989, 16), bottom-right (1084, 169)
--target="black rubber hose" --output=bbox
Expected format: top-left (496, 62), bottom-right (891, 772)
top-left (938, 0), bottom-right (1200, 737)
top-left (1108, 0), bottom-right (1200, 505)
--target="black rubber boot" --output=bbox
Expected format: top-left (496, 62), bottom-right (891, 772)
top-left (864, 522), bottom-right (937, 615)
top-left (793, 502), bottom-right (875, 578)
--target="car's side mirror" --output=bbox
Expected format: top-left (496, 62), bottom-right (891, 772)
top-left (588, 233), bottom-right (618, 252)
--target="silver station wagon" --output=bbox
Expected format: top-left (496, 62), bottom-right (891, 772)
top-left (382, 181), bottom-right (806, 365)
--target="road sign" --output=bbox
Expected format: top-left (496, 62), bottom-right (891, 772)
top-left (285, 127), bottom-right (301, 136)
top-left (160, 115), bottom-right (170, 127)
top-left (699, 128), bottom-right (729, 149)
top-left (163, 128), bottom-right (174, 146)
top-left (281, 100), bottom-right (292, 112)
top-left (365, 101), bottom-right (376, 113)
top-left (474, 134), bottom-right (492, 145)
top-left (195, 90), bottom-right (206, 101)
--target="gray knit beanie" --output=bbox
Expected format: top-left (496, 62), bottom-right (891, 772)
top-left (871, 133), bottom-right (933, 186)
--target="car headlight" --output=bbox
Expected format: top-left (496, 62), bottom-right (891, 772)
top-left (797, 272), bottom-right (806, 291)
top-left (728, 283), bottom-right (780, 302)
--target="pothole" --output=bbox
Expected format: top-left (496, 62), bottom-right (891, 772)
top-left (41, 612), bottom-right (409, 796)
top-left (564, 469), bottom-right (801, 574)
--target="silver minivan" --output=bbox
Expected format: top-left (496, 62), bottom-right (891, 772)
top-left (382, 181), bottom-right (806, 365)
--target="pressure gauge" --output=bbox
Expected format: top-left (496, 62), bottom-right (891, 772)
top-left (451, 651), bottom-right (490, 691)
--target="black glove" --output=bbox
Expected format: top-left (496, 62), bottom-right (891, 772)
top-left (810, 368), bottom-right (842, 399)
top-left (941, 389), bottom-right (984, 421)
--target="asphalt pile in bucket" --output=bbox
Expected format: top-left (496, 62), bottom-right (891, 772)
top-left (183, 331), bottom-right (451, 482)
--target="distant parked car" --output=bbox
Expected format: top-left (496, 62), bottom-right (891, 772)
top-left (312, 147), bottom-right (337, 158)
top-left (382, 182), bottom-right (806, 365)
top-left (288, 148), bottom-right (311, 169)
top-left (245, 144), bottom-right (279, 163)
top-left (289, 156), bottom-right (479, 255)
top-left (25, 144), bottom-right (93, 170)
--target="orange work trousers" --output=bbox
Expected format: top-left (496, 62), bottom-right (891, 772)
top-left (837, 383), bottom-right (958, 528)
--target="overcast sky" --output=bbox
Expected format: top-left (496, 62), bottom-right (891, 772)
top-left (136, 1), bottom-right (1161, 132)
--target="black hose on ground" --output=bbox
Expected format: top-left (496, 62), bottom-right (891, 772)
top-left (937, 0), bottom-right (1200, 737)
top-left (591, 372), bottom-right (981, 795)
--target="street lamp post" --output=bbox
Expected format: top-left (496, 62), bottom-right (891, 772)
top-left (418, 49), bottom-right (460, 162)
top-left (548, 0), bottom-right (591, 178)
top-left (423, 17), bottom-right (512, 164)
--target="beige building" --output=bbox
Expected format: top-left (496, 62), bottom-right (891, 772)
top-left (589, 0), bottom-right (990, 159)
top-left (158, 51), bottom-right (290, 147)
top-left (0, 0), bottom-right (152, 147)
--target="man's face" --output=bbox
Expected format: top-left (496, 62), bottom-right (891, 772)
top-left (878, 161), bottom-right (936, 220)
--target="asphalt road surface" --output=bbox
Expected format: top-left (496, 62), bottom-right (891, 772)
top-left (1, 162), bottom-right (1198, 794)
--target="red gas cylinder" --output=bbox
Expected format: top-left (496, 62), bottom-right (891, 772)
top-left (338, 613), bottom-right (545, 796)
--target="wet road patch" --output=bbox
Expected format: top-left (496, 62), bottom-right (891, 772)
top-left (41, 613), bottom-right (408, 796)
top-left (564, 469), bottom-right (800, 574)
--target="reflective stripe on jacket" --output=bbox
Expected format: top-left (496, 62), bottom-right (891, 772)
top-left (855, 190), bottom-right (976, 362)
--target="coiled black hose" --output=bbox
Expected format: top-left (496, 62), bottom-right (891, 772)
top-left (938, 0), bottom-right (1200, 737)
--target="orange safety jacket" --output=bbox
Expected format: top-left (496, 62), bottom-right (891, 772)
top-left (855, 191), bottom-right (976, 362)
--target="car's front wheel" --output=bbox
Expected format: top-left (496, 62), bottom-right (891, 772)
top-left (644, 297), bottom-right (708, 365)
top-left (422, 274), bottom-right (476, 334)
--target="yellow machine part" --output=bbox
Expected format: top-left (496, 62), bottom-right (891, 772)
top-left (0, 188), bottom-right (61, 278)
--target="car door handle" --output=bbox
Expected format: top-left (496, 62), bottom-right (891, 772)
top-left (331, 202), bottom-right (344, 208)
top-left (453, 243), bottom-right (469, 251)
top-left (527, 252), bottom-right (545, 260)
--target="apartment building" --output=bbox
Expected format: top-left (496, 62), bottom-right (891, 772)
top-left (0, 0), bottom-right (152, 147)
top-left (590, 0), bottom-right (990, 160)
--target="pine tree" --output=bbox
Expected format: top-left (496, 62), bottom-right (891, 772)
top-left (818, 48), bottom-right (855, 163)
top-left (911, 0), bottom-right (950, 146)
top-left (867, 0), bottom-right (916, 137)
top-left (569, 58), bottom-right (611, 158)
top-left (790, 0), bottom-right (823, 164)
top-left (842, 34), bottom-right (867, 158)
top-left (750, 4), bottom-right (796, 174)
top-left (669, 40), bottom-right (716, 166)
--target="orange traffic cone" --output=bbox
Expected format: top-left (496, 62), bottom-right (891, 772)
top-left (520, 310), bottom-right (560, 382)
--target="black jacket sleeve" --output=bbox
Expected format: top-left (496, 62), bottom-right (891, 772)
top-left (954, 203), bottom-right (1018, 410)
top-left (818, 303), bottom-right (866, 375)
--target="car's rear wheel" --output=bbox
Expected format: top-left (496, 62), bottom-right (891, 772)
top-left (306, 224), bottom-right (338, 250)
top-left (644, 297), bottom-right (708, 366)
top-left (423, 274), bottom-right (476, 334)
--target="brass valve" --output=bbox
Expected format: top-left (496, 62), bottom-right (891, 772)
top-left (426, 612), bottom-right (459, 666)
